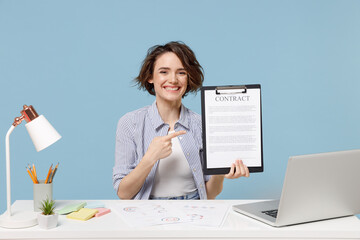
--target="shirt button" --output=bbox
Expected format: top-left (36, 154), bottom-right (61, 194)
top-left (187, 153), bottom-right (190, 156)
top-left (179, 137), bottom-right (182, 140)
top-left (200, 184), bottom-right (204, 188)
top-left (193, 168), bottom-right (196, 172)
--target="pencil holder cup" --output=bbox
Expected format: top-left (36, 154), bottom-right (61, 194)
top-left (33, 180), bottom-right (53, 212)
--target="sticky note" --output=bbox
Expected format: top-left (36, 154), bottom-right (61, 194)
top-left (85, 201), bottom-right (105, 209)
top-left (67, 208), bottom-right (98, 221)
top-left (57, 202), bottom-right (87, 215)
top-left (95, 208), bottom-right (111, 217)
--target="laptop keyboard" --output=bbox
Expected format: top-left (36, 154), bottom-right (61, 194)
top-left (262, 209), bottom-right (278, 218)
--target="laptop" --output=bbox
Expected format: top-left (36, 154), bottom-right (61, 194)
top-left (232, 149), bottom-right (360, 227)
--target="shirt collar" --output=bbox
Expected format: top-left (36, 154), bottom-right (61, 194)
top-left (148, 101), bottom-right (190, 131)
top-left (178, 104), bottom-right (190, 130)
top-left (148, 101), bottom-right (165, 130)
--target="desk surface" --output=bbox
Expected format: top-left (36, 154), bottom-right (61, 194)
top-left (1, 200), bottom-right (360, 240)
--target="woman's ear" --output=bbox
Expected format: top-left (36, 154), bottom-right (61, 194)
top-left (148, 79), bottom-right (154, 84)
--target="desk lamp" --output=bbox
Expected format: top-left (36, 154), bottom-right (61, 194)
top-left (0, 105), bottom-right (61, 228)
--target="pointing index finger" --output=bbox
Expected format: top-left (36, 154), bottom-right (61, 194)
top-left (166, 130), bottom-right (187, 139)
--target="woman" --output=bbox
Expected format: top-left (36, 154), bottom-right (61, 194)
top-left (113, 41), bottom-right (249, 200)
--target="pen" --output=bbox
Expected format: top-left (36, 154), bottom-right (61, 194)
top-left (45, 164), bottom-right (53, 184)
top-left (26, 167), bottom-right (36, 184)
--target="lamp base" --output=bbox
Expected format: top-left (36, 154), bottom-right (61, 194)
top-left (0, 210), bottom-right (38, 228)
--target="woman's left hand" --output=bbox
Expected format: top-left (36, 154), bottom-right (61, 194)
top-left (224, 159), bottom-right (250, 179)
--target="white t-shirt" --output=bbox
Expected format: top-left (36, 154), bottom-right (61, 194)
top-left (150, 131), bottom-right (197, 197)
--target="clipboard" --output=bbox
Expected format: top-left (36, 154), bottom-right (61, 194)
top-left (201, 84), bottom-right (263, 174)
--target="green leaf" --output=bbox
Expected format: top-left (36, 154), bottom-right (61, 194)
top-left (40, 197), bottom-right (56, 215)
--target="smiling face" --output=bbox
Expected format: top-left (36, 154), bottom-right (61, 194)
top-left (148, 52), bottom-right (188, 106)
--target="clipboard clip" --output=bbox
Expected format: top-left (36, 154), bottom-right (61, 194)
top-left (215, 86), bottom-right (247, 95)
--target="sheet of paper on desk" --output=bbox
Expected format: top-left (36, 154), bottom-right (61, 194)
top-left (113, 202), bottom-right (189, 227)
top-left (113, 201), bottom-right (230, 228)
top-left (172, 202), bottom-right (230, 227)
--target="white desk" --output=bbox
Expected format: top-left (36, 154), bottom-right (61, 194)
top-left (1, 200), bottom-right (360, 240)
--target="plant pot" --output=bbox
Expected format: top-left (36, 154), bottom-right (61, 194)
top-left (37, 213), bottom-right (58, 229)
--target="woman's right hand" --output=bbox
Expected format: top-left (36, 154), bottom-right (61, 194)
top-left (146, 130), bottom-right (186, 162)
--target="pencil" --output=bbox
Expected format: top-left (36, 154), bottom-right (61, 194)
top-left (45, 164), bottom-right (53, 184)
top-left (47, 172), bottom-right (53, 184)
top-left (28, 164), bottom-right (38, 184)
top-left (32, 164), bottom-right (39, 183)
top-left (26, 167), bottom-right (36, 184)
top-left (50, 162), bottom-right (59, 183)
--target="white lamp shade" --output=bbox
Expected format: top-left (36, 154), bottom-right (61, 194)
top-left (25, 115), bottom-right (62, 152)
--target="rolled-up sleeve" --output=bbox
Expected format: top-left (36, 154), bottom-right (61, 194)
top-left (112, 114), bottom-right (137, 193)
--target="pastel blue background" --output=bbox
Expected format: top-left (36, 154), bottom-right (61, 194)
top-left (1, 0), bottom-right (360, 214)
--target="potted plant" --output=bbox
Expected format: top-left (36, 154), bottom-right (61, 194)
top-left (37, 198), bottom-right (58, 229)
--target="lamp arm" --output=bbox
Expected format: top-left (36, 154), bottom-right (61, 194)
top-left (5, 125), bottom-right (15, 217)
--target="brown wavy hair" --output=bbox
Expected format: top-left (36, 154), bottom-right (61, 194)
top-left (135, 41), bottom-right (204, 97)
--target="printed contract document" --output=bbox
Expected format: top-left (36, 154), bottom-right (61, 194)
top-left (201, 85), bottom-right (263, 174)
